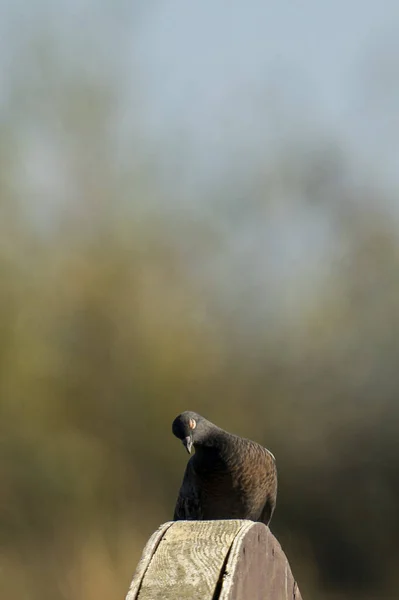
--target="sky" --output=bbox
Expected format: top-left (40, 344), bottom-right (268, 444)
top-left (131, 1), bottom-right (399, 187)
top-left (1, 0), bottom-right (399, 220)
top-left (1, 0), bottom-right (398, 187)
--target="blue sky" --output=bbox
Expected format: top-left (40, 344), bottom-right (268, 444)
top-left (1, 0), bottom-right (398, 197)
top-left (132, 1), bottom-right (399, 186)
top-left (137, 1), bottom-right (388, 122)
top-left (2, 1), bottom-right (398, 176)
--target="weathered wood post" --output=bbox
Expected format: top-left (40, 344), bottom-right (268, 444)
top-left (126, 520), bottom-right (302, 599)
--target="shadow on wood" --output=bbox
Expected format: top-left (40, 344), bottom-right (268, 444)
top-left (126, 520), bottom-right (302, 600)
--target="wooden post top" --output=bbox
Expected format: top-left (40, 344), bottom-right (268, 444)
top-left (126, 520), bottom-right (302, 600)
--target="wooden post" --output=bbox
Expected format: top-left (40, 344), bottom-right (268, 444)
top-left (126, 520), bottom-right (302, 600)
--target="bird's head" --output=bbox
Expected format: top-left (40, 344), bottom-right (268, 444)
top-left (172, 411), bottom-right (207, 454)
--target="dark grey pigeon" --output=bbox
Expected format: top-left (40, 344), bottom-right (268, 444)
top-left (172, 411), bottom-right (277, 526)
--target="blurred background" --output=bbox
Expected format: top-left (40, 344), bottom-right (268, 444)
top-left (1, 1), bottom-right (399, 599)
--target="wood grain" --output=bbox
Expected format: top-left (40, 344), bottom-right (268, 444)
top-left (125, 521), bottom-right (174, 600)
top-left (126, 520), bottom-right (302, 600)
top-left (219, 522), bottom-right (302, 600)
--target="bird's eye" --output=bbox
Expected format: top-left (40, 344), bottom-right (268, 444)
top-left (189, 418), bottom-right (196, 430)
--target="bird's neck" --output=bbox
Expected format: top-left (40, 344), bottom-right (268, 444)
top-left (193, 428), bottom-right (236, 469)
top-left (197, 427), bottom-right (233, 449)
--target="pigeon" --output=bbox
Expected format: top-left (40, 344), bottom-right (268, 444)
top-left (172, 411), bottom-right (277, 526)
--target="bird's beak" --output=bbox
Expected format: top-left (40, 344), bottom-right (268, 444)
top-left (183, 435), bottom-right (193, 454)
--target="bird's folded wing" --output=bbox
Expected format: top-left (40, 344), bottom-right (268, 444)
top-left (173, 458), bottom-right (203, 521)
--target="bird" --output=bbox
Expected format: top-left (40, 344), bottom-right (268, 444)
top-left (172, 411), bottom-right (277, 526)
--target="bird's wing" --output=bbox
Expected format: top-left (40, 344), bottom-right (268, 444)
top-left (259, 448), bottom-right (278, 525)
top-left (173, 458), bottom-right (203, 520)
top-left (260, 493), bottom-right (276, 525)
